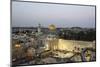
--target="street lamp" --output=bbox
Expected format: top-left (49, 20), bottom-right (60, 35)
top-left (15, 44), bottom-right (21, 48)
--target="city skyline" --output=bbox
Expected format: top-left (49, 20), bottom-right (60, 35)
top-left (12, 1), bottom-right (95, 28)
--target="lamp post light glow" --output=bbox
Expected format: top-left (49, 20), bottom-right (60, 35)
top-left (15, 44), bottom-right (21, 48)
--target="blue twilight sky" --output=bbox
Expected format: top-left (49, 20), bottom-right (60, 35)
top-left (12, 1), bottom-right (95, 28)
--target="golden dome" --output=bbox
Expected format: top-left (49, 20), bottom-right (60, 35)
top-left (49, 24), bottom-right (56, 31)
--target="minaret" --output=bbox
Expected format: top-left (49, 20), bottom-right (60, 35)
top-left (37, 23), bottom-right (41, 33)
